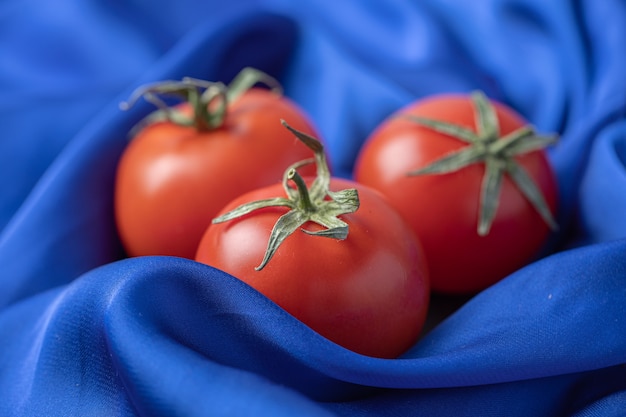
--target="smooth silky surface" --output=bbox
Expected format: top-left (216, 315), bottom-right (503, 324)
top-left (1, 0), bottom-right (625, 415)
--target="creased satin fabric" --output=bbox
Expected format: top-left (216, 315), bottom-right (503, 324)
top-left (1, 0), bottom-right (625, 415)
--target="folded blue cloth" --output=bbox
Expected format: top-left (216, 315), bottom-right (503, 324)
top-left (1, 0), bottom-right (625, 415)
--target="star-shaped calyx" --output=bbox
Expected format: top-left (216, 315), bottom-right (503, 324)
top-left (405, 91), bottom-right (558, 236)
top-left (120, 67), bottom-right (282, 134)
top-left (212, 120), bottom-right (360, 271)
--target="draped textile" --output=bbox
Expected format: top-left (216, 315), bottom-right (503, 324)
top-left (1, 0), bottom-right (625, 415)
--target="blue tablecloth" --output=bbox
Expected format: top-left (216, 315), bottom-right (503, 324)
top-left (1, 1), bottom-right (625, 415)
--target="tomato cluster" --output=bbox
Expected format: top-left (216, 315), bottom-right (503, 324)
top-left (115, 69), bottom-right (558, 358)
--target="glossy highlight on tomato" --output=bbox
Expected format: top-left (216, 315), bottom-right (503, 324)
top-left (115, 70), bottom-right (319, 259)
top-left (196, 123), bottom-right (430, 358)
top-left (354, 92), bottom-right (558, 294)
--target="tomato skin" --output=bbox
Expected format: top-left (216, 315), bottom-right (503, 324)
top-left (354, 94), bottom-right (558, 294)
top-left (195, 178), bottom-right (430, 358)
top-left (115, 88), bottom-right (318, 259)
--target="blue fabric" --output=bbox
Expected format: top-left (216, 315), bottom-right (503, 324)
top-left (1, 0), bottom-right (625, 415)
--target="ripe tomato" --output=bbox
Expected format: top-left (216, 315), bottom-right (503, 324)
top-left (354, 91), bottom-right (558, 294)
top-left (195, 123), bottom-right (430, 358)
top-left (115, 69), bottom-right (319, 259)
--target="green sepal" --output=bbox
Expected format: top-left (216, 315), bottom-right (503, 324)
top-left (472, 90), bottom-right (499, 140)
top-left (212, 198), bottom-right (294, 224)
top-left (402, 115), bottom-right (477, 144)
top-left (256, 209), bottom-right (309, 271)
top-left (478, 157), bottom-right (506, 236)
top-left (506, 160), bottom-right (559, 231)
top-left (408, 146), bottom-right (486, 175)
top-left (225, 67), bottom-right (282, 103)
top-left (501, 132), bottom-right (559, 156)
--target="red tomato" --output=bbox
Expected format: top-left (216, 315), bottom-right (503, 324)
top-left (354, 92), bottom-right (558, 294)
top-left (196, 124), bottom-right (429, 358)
top-left (115, 76), bottom-right (318, 259)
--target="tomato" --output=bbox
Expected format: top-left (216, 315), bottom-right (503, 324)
top-left (115, 69), bottom-right (319, 259)
top-left (354, 91), bottom-right (558, 294)
top-left (195, 123), bottom-right (429, 358)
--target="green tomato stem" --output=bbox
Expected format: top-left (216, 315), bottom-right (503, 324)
top-left (287, 168), bottom-right (316, 213)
